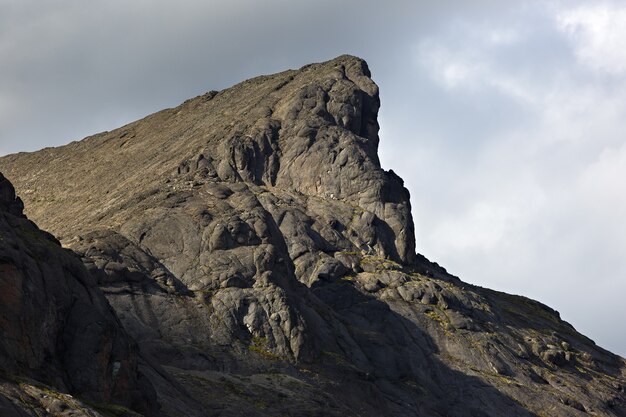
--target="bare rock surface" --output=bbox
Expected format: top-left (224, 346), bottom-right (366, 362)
top-left (1, 55), bottom-right (625, 416)
top-left (0, 173), bottom-right (158, 416)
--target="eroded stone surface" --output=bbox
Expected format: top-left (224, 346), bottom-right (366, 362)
top-left (1, 56), bottom-right (625, 416)
top-left (0, 173), bottom-right (158, 416)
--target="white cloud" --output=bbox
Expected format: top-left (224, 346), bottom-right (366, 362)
top-left (578, 143), bottom-right (626, 226)
top-left (400, 2), bottom-right (626, 356)
top-left (557, 2), bottom-right (626, 74)
top-left (415, 34), bottom-right (537, 103)
top-left (415, 41), bottom-right (483, 90)
top-left (431, 202), bottom-right (522, 252)
top-left (487, 28), bottom-right (522, 46)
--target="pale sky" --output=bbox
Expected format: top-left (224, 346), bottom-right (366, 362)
top-left (1, 0), bottom-right (625, 357)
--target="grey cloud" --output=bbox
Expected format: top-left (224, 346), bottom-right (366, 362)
top-left (0, 0), bottom-right (498, 152)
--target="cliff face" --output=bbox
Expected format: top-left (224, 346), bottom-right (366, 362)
top-left (1, 55), bottom-right (625, 417)
top-left (0, 173), bottom-right (158, 416)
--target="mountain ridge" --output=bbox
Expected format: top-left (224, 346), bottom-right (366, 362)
top-left (1, 55), bottom-right (624, 416)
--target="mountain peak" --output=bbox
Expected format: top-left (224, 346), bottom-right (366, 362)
top-left (0, 55), bottom-right (416, 265)
top-left (0, 57), bottom-right (624, 417)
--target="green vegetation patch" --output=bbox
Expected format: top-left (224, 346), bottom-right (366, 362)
top-left (248, 336), bottom-right (281, 360)
top-left (359, 255), bottom-right (402, 271)
top-left (81, 399), bottom-right (140, 417)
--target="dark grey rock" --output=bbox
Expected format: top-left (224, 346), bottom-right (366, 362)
top-left (0, 174), bottom-right (159, 416)
top-left (0, 55), bottom-right (624, 417)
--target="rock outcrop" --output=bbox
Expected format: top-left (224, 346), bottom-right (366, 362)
top-left (1, 55), bottom-right (625, 416)
top-left (0, 173), bottom-right (158, 416)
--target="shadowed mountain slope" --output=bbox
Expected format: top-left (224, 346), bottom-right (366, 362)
top-left (1, 55), bottom-right (624, 416)
top-left (0, 173), bottom-right (159, 416)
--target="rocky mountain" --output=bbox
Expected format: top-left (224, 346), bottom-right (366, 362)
top-left (1, 55), bottom-right (624, 416)
top-left (0, 173), bottom-right (158, 416)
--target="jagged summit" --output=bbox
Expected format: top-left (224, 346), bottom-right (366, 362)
top-left (0, 54), bottom-right (415, 265)
top-left (0, 56), bottom-right (625, 416)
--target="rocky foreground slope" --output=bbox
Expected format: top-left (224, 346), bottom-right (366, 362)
top-left (0, 173), bottom-right (158, 416)
top-left (1, 55), bottom-right (625, 416)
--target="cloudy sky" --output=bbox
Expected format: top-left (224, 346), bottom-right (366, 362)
top-left (1, 0), bottom-right (625, 356)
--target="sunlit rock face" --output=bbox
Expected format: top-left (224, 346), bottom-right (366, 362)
top-left (0, 56), bottom-right (624, 417)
